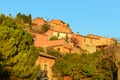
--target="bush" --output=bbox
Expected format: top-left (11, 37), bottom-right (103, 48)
top-left (49, 36), bottom-right (59, 40)
top-left (40, 23), bottom-right (50, 33)
top-left (52, 51), bottom-right (117, 80)
top-left (46, 48), bottom-right (62, 58)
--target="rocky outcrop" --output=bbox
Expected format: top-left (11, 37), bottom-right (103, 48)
top-left (49, 19), bottom-right (73, 34)
top-left (32, 17), bottom-right (73, 34)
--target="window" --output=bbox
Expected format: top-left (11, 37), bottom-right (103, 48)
top-left (91, 38), bottom-right (92, 43)
top-left (57, 48), bottom-right (60, 51)
top-left (84, 37), bottom-right (86, 42)
top-left (57, 33), bottom-right (59, 37)
top-left (44, 64), bottom-right (48, 71)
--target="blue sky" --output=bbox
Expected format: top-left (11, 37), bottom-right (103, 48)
top-left (0, 0), bottom-right (120, 38)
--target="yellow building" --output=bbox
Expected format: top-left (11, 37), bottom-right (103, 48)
top-left (81, 36), bottom-right (98, 53)
top-left (86, 34), bottom-right (116, 52)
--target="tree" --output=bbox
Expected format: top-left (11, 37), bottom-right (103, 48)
top-left (46, 48), bottom-right (61, 58)
top-left (71, 37), bottom-right (79, 47)
top-left (15, 13), bottom-right (32, 24)
top-left (52, 50), bottom-right (117, 80)
top-left (0, 16), bottom-right (40, 79)
top-left (0, 14), bottom-right (5, 25)
top-left (40, 23), bottom-right (50, 33)
top-left (1, 16), bottom-right (16, 27)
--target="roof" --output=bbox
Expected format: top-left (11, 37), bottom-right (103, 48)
top-left (86, 34), bottom-right (101, 39)
top-left (64, 43), bottom-right (73, 49)
top-left (86, 34), bottom-right (111, 39)
top-left (32, 32), bottom-right (68, 48)
top-left (46, 40), bottom-right (66, 47)
top-left (39, 52), bottom-right (56, 59)
top-left (32, 33), bottom-right (48, 47)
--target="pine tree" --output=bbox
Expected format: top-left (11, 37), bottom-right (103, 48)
top-left (0, 15), bottom-right (40, 80)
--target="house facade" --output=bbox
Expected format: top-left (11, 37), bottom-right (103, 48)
top-left (32, 17), bottom-right (116, 53)
top-left (81, 36), bottom-right (98, 53)
top-left (36, 52), bottom-right (56, 80)
top-left (32, 32), bottom-right (73, 54)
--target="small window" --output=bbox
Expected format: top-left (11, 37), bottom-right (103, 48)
top-left (84, 37), bottom-right (86, 42)
top-left (57, 33), bottom-right (59, 37)
top-left (57, 48), bottom-right (60, 51)
top-left (91, 38), bottom-right (92, 43)
top-left (44, 64), bottom-right (48, 71)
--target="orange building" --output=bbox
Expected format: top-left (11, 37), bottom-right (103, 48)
top-left (71, 33), bottom-right (83, 47)
top-left (33, 33), bottom-right (73, 54)
top-left (36, 52), bottom-right (56, 80)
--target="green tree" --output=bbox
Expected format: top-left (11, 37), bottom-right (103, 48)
top-left (46, 48), bottom-right (61, 58)
top-left (52, 50), bottom-right (117, 80)
top-left (15, 13), bottom-right (32, 25)
top-left (1, 16), bottom-right (16, 27)
top-left (15, 13), bottom-right (32, 31)
top-left (0, 16), bottom-right (39, 79)
top-left (40, 23), bottom-right (50, 33)
top-left (0, 14), bottom-right (5, 25)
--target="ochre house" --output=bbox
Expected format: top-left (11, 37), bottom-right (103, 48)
top-left (36, 52), bottom-right (56, 80)
top-left (32, 33), bottom-right (74, 54)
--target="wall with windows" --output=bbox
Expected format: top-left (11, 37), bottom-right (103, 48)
top-left (99, 37), bottom-right (111, 45)
top-left (81, 37), bottom-right (97, 53)
top-left (53, 31), bottom-right (72, 41)
top-left (36, 55), bottom-right (55, 80)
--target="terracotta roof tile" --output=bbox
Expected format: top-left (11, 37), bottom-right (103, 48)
top-left (39, 52), bottom-right (56, 59)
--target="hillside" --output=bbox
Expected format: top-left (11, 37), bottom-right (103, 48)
top-left (0, 13), bottom-right (119, 80)
top-left (32, 17), bottom-right (72, 34)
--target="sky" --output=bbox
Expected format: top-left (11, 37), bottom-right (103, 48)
top-left (0, 0), bottom-right (120, 38)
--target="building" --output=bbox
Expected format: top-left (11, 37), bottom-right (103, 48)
top-left (33, 33), bottom-right (73, 54)
top-left (36, 52), bottom-right (56, 80)
top-left (87, 34), bottom-right (116, 50)
top-left (46, 19), bottom-right (73, 42)
top-left (32, 17), bottom-right (116, 53)
top-left (81, 36), bottom-right (99, 53)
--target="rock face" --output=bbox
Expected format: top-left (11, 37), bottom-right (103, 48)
top-left (32, 18), bottom-right (73, 34)
top-left (32, 17), bottom-right (46, 32)
top-left (49, 20), bottom-right (73, 34)
top-left (32, 17), bottom-right (45, 26)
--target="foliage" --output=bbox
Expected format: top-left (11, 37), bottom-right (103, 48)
top-left (15, 13), bottom-right (32, 25)
top-left (40, 23), bottom-right (50, 33)
top-left (0, 14), bottom-right (5, 25)
top-left (49, 36), bottom-right (59, 40)
top-left (52, 50), bottom-right (117, 80)
top-left (0, 14), bottom-right (40, 80)
top-left (46, 48), bottom-right (62, 58)
top-left (71, 37), bottom-right (79, 47)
